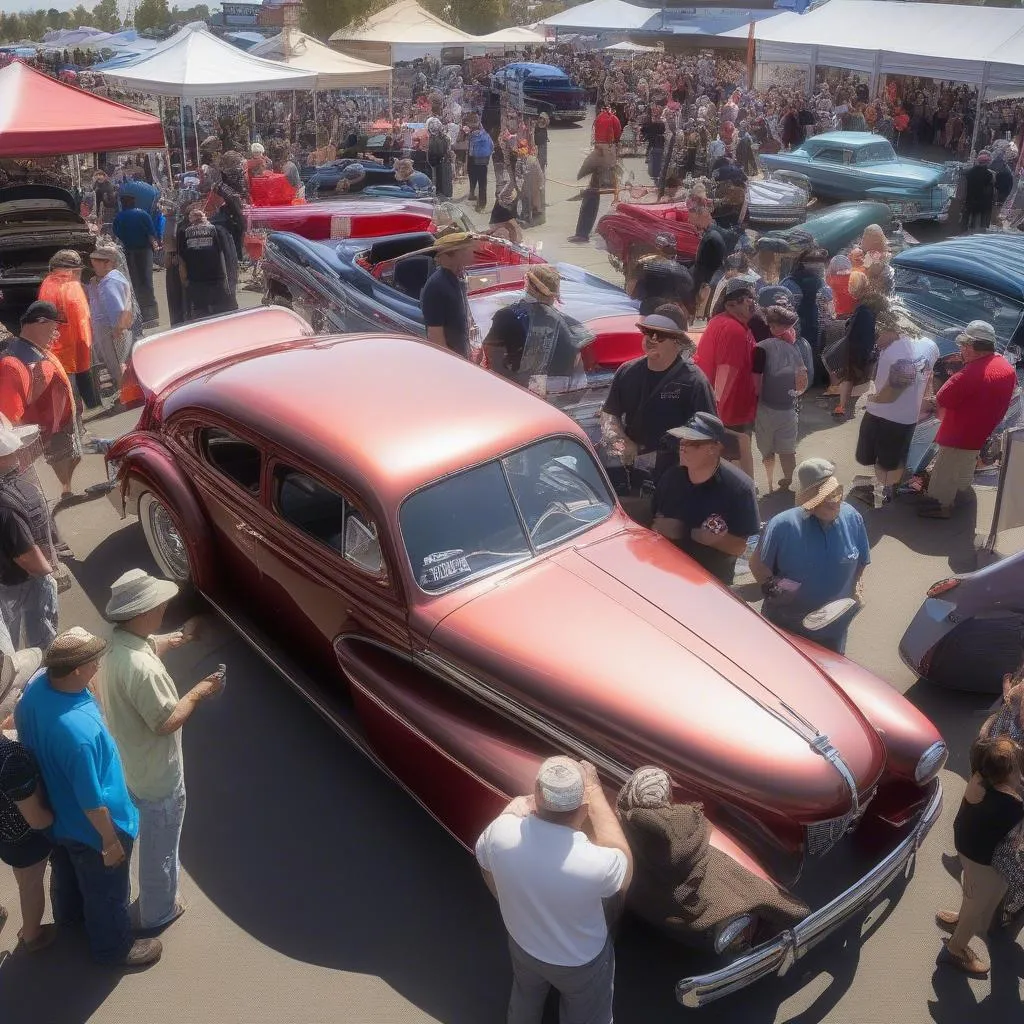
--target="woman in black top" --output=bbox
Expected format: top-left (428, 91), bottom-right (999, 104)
top-left (0, 734), bottom-right (55, 950)
top-left (937, 737), bottom-right (1024, 976)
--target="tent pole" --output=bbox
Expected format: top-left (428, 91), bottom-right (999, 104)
top-left (179, 98), bottom-right (186, 171)
top-left (969, 63), bottom-right (990, 159)
top-left (192, 101), bottom-right (200, 168)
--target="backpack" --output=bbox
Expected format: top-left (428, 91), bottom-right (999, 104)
top-left (469, 130), bottom-right (494, 160)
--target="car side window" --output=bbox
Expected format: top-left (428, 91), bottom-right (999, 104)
top-left (199, 427), bottom-right (262, 494)
top-left (815, 148), bottom-right (852, 165)
top-left (275, 466), bottom-right (384, 575)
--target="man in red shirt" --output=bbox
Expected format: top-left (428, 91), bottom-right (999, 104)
top-left (919, 320), bottom-right (1016, 519)
top-left (593, 105), bottom-right (622, 145)
top-left (694, 278), bottom-right (758, 479)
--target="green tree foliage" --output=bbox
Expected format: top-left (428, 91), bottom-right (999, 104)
top-left (134, 0), bottom-right (172, 31)
top-left (171, 3), bottom-right (211, 22)
top-left (93, 0), bottom-right (123, 31)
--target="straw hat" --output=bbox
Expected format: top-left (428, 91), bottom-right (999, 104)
top-left (49, 249), bottom-right (83, 270)
top-left (795, 458), bottom-right (842, 510)
top-left (406, 231), bottom-right (478, 258)
top-left (0, 647), bottom-right (41, 697)
top-left (536, 756), bottom-right (585, 812)
top-left (44, 627), bottom-right (107, 675)
top-left (105, 568), bottom-right (179, 622)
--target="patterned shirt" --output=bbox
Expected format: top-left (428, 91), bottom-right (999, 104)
top-left (0, 735), bottom-right (40, 844)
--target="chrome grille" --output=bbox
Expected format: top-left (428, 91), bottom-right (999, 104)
top-left (805, 812), bottom-right (855, 857)
top-left (806, 788), bottom-right (877, 858)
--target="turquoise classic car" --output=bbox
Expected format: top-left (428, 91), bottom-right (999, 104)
top-left (759, 132), bottom-right (956, 223)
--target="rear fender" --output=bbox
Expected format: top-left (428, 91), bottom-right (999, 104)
top-left (109, 433), bottom-right (216, 593)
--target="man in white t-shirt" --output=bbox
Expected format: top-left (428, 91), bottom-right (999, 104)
top-left (852, 308), bottom-right (938, 508)
top-left (476, 757), bottom-right (633, 1024)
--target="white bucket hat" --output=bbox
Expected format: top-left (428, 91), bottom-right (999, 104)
top-left (0, 421), bottom-right (34, 457)
top-left (106, 568), bottom-right (179, 621)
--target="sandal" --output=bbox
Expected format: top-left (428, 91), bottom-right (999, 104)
top-left (832, 406), bottom-right (846, 418)
top-left (19, 923), bottom-right (56, 952)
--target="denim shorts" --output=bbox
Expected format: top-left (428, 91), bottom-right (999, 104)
top-left (0, 831), bottom-right (52, 869)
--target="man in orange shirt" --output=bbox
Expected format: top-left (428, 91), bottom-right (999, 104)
top-left (0, 302), bottom-right (80, 503)
top-left (37, 250), bottom-right (98, 420)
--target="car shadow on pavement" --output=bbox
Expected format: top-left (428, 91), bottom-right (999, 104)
top-left (902, 678), bottom-right (994, 779)
top-left (175, 636), bottom-right (513, 1023)
top-left (860, 492), bottom-right (979, 573)
top-left (0, 934), bottom-right (120, 1023)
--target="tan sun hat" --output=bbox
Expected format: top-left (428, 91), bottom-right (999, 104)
top-left (105, 568), bottom-right (179, 621)
top-left (795, 457), bottom-right (842, 510)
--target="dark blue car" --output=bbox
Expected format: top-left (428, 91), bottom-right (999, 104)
top-left (490, 63), bottom-right (587, 123)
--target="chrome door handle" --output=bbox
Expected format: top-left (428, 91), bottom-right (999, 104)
top-left (234, 522), bottom-right (265, 541)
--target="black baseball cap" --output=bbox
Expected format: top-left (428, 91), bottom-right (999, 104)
top-left (20, 301), bottom-right (63, 326)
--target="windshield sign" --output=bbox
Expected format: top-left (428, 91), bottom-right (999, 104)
top-left (401, 437), bottom-right (615, 593)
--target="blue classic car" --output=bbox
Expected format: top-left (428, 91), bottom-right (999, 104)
top-left (759, 132), bottom-right (956, 223)
top-left (892, 233), bottom-right (1023, 475)
top-left (490, 62), bottom-right (587, 122)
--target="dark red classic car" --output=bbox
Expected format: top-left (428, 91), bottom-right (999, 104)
top-left (596, 201), bottom-right (702, 276)
top-left (107, 307), bottom-right (945, 1006)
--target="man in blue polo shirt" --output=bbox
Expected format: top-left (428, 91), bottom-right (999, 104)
top-left (112, 194), bottom-right (158, 326)
top-left (15, 628), bottom-right (161, 968)
top-left (751, 458), bottom-right (870, 654)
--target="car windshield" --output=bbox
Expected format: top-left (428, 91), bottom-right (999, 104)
top-left (400, 437), bottom-right (615, 593)
top-left (895, 266), bottom-right (1024, 351)
top-left (435, 202), bottom-right (476, 233)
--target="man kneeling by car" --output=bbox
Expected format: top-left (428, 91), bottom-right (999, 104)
top-left (476, 757), bottom-right (633, 1024)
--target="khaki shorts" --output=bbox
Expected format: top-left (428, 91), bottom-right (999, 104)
top-left (927, 445), bottom-right (978, 507)
top-left (755, 404), bottom-right (798, 458)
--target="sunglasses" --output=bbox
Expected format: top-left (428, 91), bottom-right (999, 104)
top-left (642, 329), bottom-right (678, 342)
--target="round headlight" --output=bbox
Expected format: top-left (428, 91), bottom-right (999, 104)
top-left (713, 914), bottom-right (754, 954)
top-left (915, 740), bottom-right (948, 784)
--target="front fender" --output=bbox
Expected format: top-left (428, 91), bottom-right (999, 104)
top-left (109, 433), bottom-right (217, 593)
top-left (790, 637), bottom-right (944, 783)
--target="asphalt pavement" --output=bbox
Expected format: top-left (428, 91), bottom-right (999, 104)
top-left (0, 121), bottom-right (1022, 1023)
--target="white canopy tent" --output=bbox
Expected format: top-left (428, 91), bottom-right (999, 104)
top-left (329, 0), bottom-right (476, 63)
top-left (103, 24), bottom-right (316, 98)
top-left (538, 0), bottom-right (655, 32)
top-left (250, 29), bottom-right (392, 89)
top-left (471, 26), bottom-right (548, 47)
top-left (604, 41), bottom-right (662, 53)
top-left (723, 1), bottom-right (1024, 90)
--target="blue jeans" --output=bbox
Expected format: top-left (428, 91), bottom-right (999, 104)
top-left (50, 829), bottom-right (135, 964)
top-left (0, 574), bottom-right (58, 654)
top-left (132, 780), bottom-right (186, 928)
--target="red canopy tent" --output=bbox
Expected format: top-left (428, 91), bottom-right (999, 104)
top-left (0, 60), bottom-right (165, 157)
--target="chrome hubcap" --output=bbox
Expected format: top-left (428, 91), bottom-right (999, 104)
top-left (149, 501), bottom-right (189, 582)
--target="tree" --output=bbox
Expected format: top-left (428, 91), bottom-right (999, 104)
top-left (93, 0), bottom-right (123, 31)
top-left (135, 0), bottom-right (171, 31)
top-left (302, 0), bottom-right (391, 43)
top-left (22, 10), bottom-right (49, 39)
top-left (45, 8), bottom-right (65, 29)
top-left (69, 4), bottom-right (93, 26)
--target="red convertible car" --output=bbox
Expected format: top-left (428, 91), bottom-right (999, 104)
top-left (245, 199), bottom-right (475, 243)
top-left (107, 307), bottom-right (945, 1007)
top-left (596, 201), bottom-right (702, 276)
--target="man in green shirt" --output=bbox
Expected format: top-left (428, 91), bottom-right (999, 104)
top-left (101, 569), bottom-right (224, 931)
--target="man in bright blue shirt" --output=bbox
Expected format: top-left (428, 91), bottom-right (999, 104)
top-left (118, 172), bottom-right (160, 217)
top-left (750, 458), bottom-right (870, 654)
top-left (111, 194), bottom-right (158, 325)
top-left (15, 627), bottom-right (161, 968)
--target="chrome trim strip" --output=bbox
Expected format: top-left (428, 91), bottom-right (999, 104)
top-left (675, 781), bottom-right (942, 1007)
top-left (809, 734), bottom-right (860, 817)
top-left (414, 650), bottom-right (633, 783)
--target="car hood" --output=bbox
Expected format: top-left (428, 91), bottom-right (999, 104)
top-left (429, 530), bottom-right (886, 822)
top-left (0, 183), bottom-right (79, 219)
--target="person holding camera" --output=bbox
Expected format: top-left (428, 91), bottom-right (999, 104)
top-left (476, 757), bottom-right (633, 1024)
top-left (101, 569), bottom-right (224, 934)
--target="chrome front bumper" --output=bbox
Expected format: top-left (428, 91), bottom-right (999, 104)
top-left (675, 781), bottom-right (942, 1007)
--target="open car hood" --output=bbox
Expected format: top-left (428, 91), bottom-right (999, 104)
top-left (0, 184), bottom-right (80, 220)
top-left (429, 529), bottom-right (886, 823)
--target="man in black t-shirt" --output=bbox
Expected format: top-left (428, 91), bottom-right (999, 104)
top-left (177, 206), bottom-right (237, 321)
top-left (420, 232), bottom-right (478, 359)
top-left (601, 310), bottom-right (716, 496)
top-left (652, 412), bottom-right (760, 585)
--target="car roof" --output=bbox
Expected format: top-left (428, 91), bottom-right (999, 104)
top-left (165, 334), bottom-right (587, 513)
top-left (805, 132), bottom-right (891, 149)
top-left (506, 63), bottom-right (567, 76)
top-left (893, 234), bottom-right (1024, 303)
